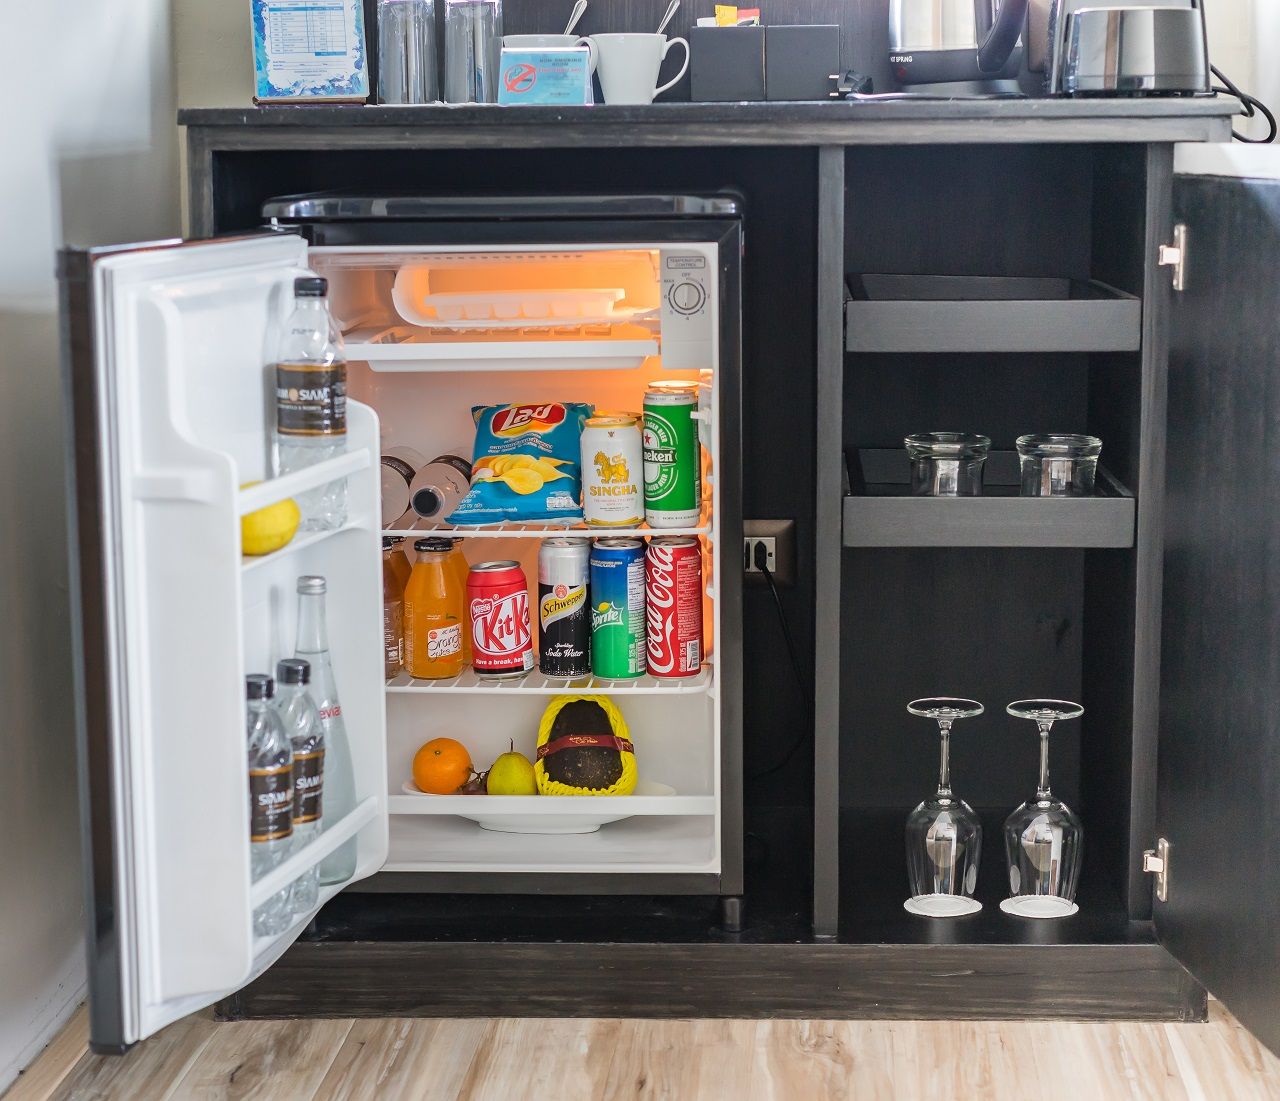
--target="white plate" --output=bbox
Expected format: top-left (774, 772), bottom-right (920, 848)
top-left (903, 894), bottom-right (983, 918)
top-left (1000, 896), bottom-right (1080, 919)
top-left (399, 779), bottom-right (678, 834)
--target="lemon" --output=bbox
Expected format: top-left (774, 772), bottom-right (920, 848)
top-left (240, 485), bottom-right (301, 556)
top-left (486, 744), bottom-right (537, 796)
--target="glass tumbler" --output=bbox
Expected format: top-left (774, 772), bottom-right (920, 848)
top-left (1016, 434), bottom-right (1102, 497)
top-left (444, 0), bottom-right (502, 103)
top-left (378, 0), bottom-right (439, 104)
top-left (904, 432), bottom-right (991, 497)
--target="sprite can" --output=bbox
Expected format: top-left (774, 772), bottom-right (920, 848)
top-left (643, 384), bottom-right (701, 527)
top-left (589, 538), bottom-right (647, 678)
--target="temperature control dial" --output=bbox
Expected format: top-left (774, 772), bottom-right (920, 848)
top-left (667, 279), bottom-right (707, 315)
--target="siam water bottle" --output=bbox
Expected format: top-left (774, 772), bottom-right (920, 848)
top-left (274, 276), bottom-right (347, 531)
top-left (294, 576), bottom-right (359, 883)
top-left (378, 0), bottom-right (439, 103)
top-left (246, 675), bottom-right (293, 937)
top-left (274, 659), bottom-right (323, 916)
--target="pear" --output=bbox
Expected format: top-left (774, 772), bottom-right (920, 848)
top-left (486, 740), bottom-right (537, 796)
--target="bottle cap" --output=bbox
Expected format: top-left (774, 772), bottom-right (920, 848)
top-left (294, 276), bottom-right (328, 297)
top-left (297, 575), bottom-right (327, 594)
top-left (276, 658), bottom-right (311, 685)
top-left (382, 536), bottom-right (396, 550)
top-left (414, 537), bottom-right (455, 553)
top-left (411, 487), bottom-right (442, 517)
top-left (246, 674), bottom-right (274, 700)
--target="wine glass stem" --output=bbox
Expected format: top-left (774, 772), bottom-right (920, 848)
top-left (1036, 720), bottom-right (1054, 798)
top-left (937, 720), bottom-right (952, 797)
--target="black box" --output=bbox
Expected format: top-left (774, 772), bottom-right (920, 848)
top-left (690, 26), bottom-right (766, 102)
top-left (765, 25), bottom-right (840, 101)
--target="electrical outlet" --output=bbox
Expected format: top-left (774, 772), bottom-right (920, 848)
top-left (743, 519), bottom-right (795, 586)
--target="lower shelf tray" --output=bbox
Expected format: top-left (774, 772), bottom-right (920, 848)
top-left (843, 449), bottom-right (1136, 549)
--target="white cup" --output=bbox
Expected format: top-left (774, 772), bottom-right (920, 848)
top-left (503, 33), bottom-right (598, 74)
top-left (590, 33), bottom-right (690, 105)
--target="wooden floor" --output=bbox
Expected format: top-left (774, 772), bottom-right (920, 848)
top-left (9, 1001), bottom-right (1280, 1101)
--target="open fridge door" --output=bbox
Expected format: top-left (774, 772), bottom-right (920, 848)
top-left (59, 234), bottom-right (389, 1051)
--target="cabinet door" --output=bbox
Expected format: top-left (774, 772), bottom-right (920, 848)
top-left (1158, 149), bottom-right (1280, 1054)
top-left (60, 235), bottom-right (389, 1051)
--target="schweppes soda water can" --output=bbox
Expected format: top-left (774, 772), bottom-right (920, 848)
top-left (581, 414), bottom-right (644, 527)
top-left (590, 538), bottom-right (647, 679)
top-left (538, 538), bottom-right (590, 678)
top-left (643, 383), bottom-right (701, 527)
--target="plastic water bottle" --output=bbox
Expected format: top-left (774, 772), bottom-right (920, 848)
top-left (274, 659), bottom-right (323, 916)
top-left (246, 675), bottom-right (293, 938)
top-left (275, 276), bottom-right (347, 531)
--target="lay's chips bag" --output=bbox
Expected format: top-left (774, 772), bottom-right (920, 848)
top-left (447, 402), bottom-right (592, 525)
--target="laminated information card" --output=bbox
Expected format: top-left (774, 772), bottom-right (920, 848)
top-left (497, 49), bottom-right (594, 106)
top-left (252, 0), bottom-right (370, 102)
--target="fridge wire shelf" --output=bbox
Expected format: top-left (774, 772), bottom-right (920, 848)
top-left (383, 518), bottom-right (714, 539)
top-left (385, 666), bottom-right (714, 695)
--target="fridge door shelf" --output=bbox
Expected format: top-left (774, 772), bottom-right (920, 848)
top-left (383, 519), bottom-right (713, 539)
top-left (385, 666), bottom-right (714, 695)
top-left (241, 522), bottom-right (364, 572)
top-left (238, 450), bottom-right (370, 515)
top-left (346, 325), bottom-right (660, 373)
top-left (248, 795), bottom-right (380, 908)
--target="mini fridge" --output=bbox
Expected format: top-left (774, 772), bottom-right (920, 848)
top-left (59, 194), bottom-right (743, 1050)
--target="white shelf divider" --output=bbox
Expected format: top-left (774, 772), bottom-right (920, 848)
top-left (387, 793), bottom-right (716, 817)
top-left (248, 796), bottom-right (379, 908)
top-left (385, 667), bottom-right (713, 696)
top-left (383, 520), bottom-right (713, 540)
top-left (238, 450), bottom-right (371, 516)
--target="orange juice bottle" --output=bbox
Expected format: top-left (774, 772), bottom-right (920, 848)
top-left (389, 537), bottom-right (412, 592)
top-left (382, 537), bottom-right (405, 679)
top-left (444, 539), bottom-right (473, 665)
top-left (403, 538), bottom-right (465, 679)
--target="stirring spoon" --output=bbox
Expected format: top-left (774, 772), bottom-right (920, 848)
top-left (656, 0), bottom-right (680, 35)
top-left (564, 0), bottom-right (588, 34)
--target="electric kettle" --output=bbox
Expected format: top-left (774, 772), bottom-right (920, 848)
top-left (889, 0), bottom-right (1031, 87)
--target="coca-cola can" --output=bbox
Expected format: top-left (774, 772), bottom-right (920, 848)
top-left (467, 561), bottom-right (533, 679)
top-left (645, 536), bottom-right (703, 678)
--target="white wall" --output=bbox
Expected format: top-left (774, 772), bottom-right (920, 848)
top-left (0, 0), bottom-right (177, 1090)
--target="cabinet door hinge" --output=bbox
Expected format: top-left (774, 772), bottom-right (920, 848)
top-left (1143, 837), bottom-right (1170, 902)
top-left (1159, 224), bottom-right (1188, 292)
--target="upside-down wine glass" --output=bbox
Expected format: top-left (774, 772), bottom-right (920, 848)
top-left (904, 698), bottom-right (984, 918)
top-left (1001, 699), bottom-right (1085, 919)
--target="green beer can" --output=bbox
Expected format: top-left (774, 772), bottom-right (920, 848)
top-left (642, 384), bottom-right (702, 527)
top-left (589, 538), bottom-right (647, 678)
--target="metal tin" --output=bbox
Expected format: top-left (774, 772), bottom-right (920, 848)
top-left (466, 560), bottom-right (533, 678)
top-left (643, 385), bottom-right (701, 527)
top-left (645, 536), bottom-right (703, 678)
top-left (581, 414), bottom-right (644, 527)
top-left (538, 538), bottom-right (591, 677)
top-left (589, 538), bottom-right (647, 678)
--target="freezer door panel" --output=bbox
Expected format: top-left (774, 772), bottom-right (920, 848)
top-left (62, 235), bottom-right (388, 1049)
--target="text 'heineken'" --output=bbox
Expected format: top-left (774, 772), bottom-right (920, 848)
top-left (589, 538), bottom-right (647, 679)
top-left (643, 383), bottom-right (701, 527)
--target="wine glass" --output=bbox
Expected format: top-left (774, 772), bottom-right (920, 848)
top-left (904, 698), bottom-right (984, 918)
top-left (1001, 699), bottom-right (1084, 919)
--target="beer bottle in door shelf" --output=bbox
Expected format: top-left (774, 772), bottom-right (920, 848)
top-left (382, 537), bottom-right (405, 678)
top-left (404, 538), bottom-right (466, 679)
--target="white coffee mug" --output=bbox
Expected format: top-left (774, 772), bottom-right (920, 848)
top-left (503, 33), bottom-right (598, 74)
top-left (590, 33), bottom-right (690, 105)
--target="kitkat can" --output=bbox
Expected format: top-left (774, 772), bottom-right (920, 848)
top-left (581, 415), bottom-right (644, 527)
top-left (467, 561), bottom-right (533, 678)
top-left (643, 385), bottom-right (701, 527)
top-left (538, 538), bottom-right (591, 678)
top-left (645, 536), bottom-right (703, 677)
top-left (589, 538), bottom-right (646, 678)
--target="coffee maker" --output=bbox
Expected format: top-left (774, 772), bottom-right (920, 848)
top-left (889, 0), bottom-right (1030, 90)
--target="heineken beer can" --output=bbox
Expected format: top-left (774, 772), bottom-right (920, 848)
top-left (589, 538), bottom-right (647, 678)
top-left (581, 415), bottom-right (644, 527)
top-left (538, 538), bottom-right (591, 678)
top-left (643, 384), bottom-right (701, 527)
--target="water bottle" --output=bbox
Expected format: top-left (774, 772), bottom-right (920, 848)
top-left (378, 0), bottom-right (440, 103)
top-left (444, 0), bottom-right (502, 103)
top-left (274, 659), bottom-right (323, 916)
top-left (246, 675), bottom-right (293, 938)
top-left (274, 276), bottom-right (347, 531)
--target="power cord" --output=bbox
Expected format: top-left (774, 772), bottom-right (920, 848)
top-left (746, 540), bottom-right (812, 781)
top-left (1212, 64), bottom-right (1277, 144)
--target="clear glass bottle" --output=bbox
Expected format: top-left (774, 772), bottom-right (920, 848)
top-left (378, 0), bottom-right (440, 104)
top-left (246, 674), bottom-right (293, 938)
top-left (294, 576), bottom-right (358, 884)
top-left (443, 0), bottom-right (502, 103)
top-left (382, 537), bottom-right (405, 679)
top-left (274, 277), bottom-right (348, 531)
top-left (274, 658), bottom-right (324, 916)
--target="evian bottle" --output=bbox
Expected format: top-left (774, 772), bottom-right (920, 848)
top-left (294, 576), bottom-right (358, 883)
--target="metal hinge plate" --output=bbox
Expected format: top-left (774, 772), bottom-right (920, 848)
top-left (1144, 837), bottom-right (1170, 903)
top-left (1159, 224), bottom-right (1187, 292)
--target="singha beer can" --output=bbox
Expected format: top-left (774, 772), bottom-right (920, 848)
top-left (581, 415), bottom-right (644, 527)
top-left (645, 536), bottom-right (703, 678)
top-left (467, 561), bottom-right (533, 679)
top-left (643, 384), bottom-right (701, 527)
top-left (538, 538), bottom-right (590, 677)
top-left (589, 538), bottom-right (647, 678)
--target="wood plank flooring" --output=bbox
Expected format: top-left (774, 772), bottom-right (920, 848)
top-left (11, 1001), bottom-right (1280, 1101)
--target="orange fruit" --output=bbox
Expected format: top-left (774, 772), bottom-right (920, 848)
top-left (412, 738), bottom-right (473, 795)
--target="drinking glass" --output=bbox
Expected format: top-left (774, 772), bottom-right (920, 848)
top-left (904, 698), bottom-right (984, 917)
top-left (904, 432), bottom-right (991, 497)
top-left (1001, 699), bottom-right (1084, 918)
top-left (444, 0), bottom-right (502, 102)
top-left (378, 0), bottom-right (439, 104)
top-left (1016, 434), bottom-right (1102, 497)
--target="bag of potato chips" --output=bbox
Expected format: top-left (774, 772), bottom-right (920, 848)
top-left (447, 402), bottom-right (592, 525)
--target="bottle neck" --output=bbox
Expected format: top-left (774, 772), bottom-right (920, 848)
top-left (248, 696), bottom-right (272, 715)
top-left (296, 591), bottom-right (329, 654)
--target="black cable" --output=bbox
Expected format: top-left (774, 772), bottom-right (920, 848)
top-left (746, 541), bottom-right (812, 781)
top-left (1211, 64), bottom-right (1277, 144)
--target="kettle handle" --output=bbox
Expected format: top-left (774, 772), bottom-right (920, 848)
top-left (976, 0), bottom-right (1030, 73)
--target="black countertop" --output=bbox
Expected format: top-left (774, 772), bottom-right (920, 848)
top-left (180, 96), bottom-right (1237, 148)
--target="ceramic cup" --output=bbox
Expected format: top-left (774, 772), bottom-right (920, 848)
top-left (590, 33), bottom-right (690, 105)
top-left (503, 33), bottom-right (598, 73)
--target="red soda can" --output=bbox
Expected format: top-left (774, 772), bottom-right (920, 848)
top-left (645, 536), bottom-right (703, 678)
top-left (467, 561), bottom-right (533, 679)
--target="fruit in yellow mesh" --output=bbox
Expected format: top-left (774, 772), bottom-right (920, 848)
top-left (502, 468), bottom-right (544, 494)
top-left (239, 486), bottom-right (300, 556)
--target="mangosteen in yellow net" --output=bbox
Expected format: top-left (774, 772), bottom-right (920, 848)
top-left (535, 695), bottom-right (637, 796)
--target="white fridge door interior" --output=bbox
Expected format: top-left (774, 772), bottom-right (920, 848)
top-left (86, 235), bottom-right (388, 1044)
